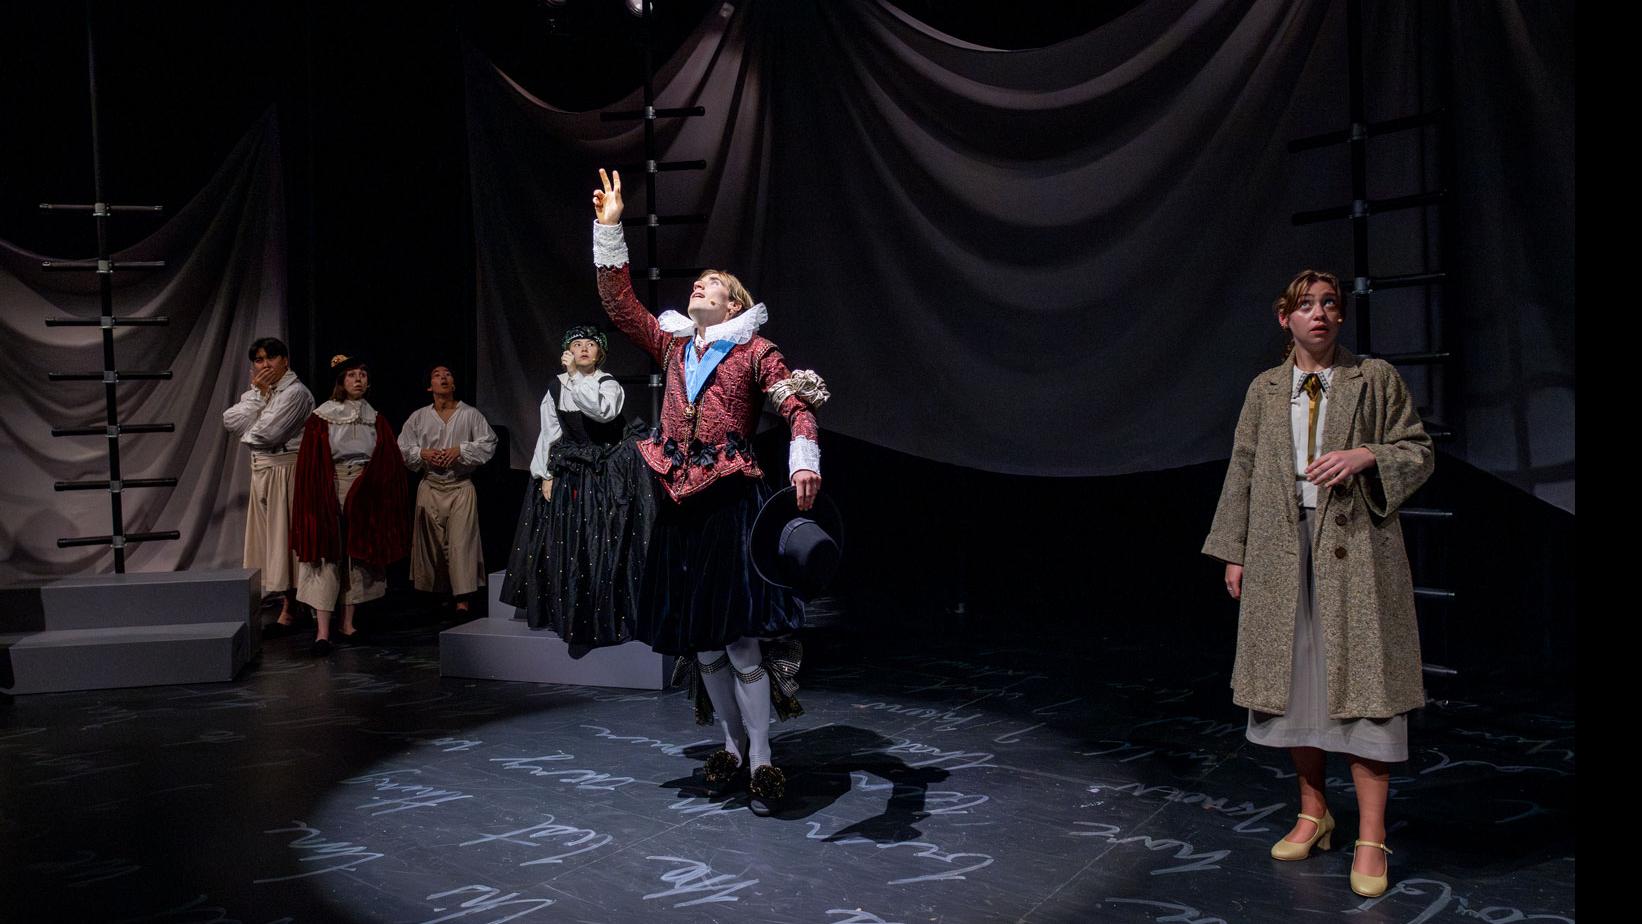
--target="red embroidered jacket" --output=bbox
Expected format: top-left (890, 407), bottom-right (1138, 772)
top-left (597, 262), bottom-right (819, 503)
top-left (290, 412), bottom-right (410, 567)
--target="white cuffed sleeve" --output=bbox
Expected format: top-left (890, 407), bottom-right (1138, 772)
top-left (529, 391), bottom-right (563, 481)
top-left (458, 409), bottom-right (499, 467)
top-left (593, 221), bottom-right (628, 268)
top-left (399, 409), bottom-right (428, 470)
top-left (222, 388), bottom-right (264, 435)
top-left (788, 436), bottom-right (821, 479)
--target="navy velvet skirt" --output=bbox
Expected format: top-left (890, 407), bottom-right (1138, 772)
top-left (636, 474), bottom-right (802, 656)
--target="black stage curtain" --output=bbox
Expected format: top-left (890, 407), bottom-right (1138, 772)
top-left (0, 112), bottom-right (288, 579)
top-left (462, 0), bottom-right (1571, 506)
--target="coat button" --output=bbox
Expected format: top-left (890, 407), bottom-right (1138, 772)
top-left (1335, 514), bottom-right (1348, 527)
top-left (1334, 546), bottom-right (1347, 559)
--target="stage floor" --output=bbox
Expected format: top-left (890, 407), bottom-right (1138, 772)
top-left (0, 615), bottom-right (1575, 923)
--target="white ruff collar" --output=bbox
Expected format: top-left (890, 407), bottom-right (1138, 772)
top-left (314, 399), bottom-right (377, 426)
top-left (656, 303), bottom-right (769, 345)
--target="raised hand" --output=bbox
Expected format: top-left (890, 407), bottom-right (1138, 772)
top-left (593, 168), bottom-right (624, 226)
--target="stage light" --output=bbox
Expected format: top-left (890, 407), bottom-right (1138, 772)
top-left (540, 0), bottom-right (568, 8)
top-left (625, 0), bottom-right (648, 17)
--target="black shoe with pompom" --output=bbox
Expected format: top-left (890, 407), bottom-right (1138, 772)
top-left (748, 765), bottom-right (786, 817)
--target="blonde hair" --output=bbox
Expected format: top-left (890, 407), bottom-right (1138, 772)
top-left (698, 269), bottom-right (753, 316)
top-left (1274, 269), bottom-right (1345, 359)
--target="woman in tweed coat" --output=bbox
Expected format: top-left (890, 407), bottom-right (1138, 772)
top-left (1203, 269), bottom-right (1433, 897)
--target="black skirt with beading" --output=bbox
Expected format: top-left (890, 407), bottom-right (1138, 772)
top-left (500, 436), bottom-right (656, 648)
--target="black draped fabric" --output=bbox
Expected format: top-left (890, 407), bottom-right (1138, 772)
top-left (0, 113), bottom-right (290, 580)
top-left (469, 0), bottom-right (1574, 511)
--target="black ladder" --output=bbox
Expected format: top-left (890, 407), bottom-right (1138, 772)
top-left (599, 0), bottom-right (710, 423)
top-left (41, 3), bottom-right (179, 572)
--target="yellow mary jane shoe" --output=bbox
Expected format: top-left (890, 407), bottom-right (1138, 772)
top-left (1270, 811), bottom-right (1335, 860)
top-left (1349, 840), bottom-right (1393, 897)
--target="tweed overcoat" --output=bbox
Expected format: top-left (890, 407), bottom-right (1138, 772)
top-left (1202, 349), bottom-right (1433, 718)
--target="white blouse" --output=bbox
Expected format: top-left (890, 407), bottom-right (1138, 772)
top-left (1290, 365), bottom-right (1334, 509)
top-left (313, 399), bottom-right (378, 465)
top-left (528, 372), bottom-right (626, 481)
top-left (399, 402), bottom-right (499, 482)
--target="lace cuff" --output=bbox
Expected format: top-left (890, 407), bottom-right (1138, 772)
top-left (788, 436), bottom-right (820, 478)
top-left (593, 221), bottom-right (628, 268)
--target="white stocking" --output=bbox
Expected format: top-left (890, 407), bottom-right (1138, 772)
top-left (725, 636), bottom-right (772, 769)
top-left (695, 650), bottom-right (745, 764)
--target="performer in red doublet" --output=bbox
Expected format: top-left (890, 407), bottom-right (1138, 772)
top-left (592, 168), bottom-right (828, 814)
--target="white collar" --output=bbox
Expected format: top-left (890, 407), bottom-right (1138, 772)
top-left (1291, 365), bottom-right (1334, 398)
top-left (314, 399), bottom-right (377, 425)
top-left (273, 368), bottom-right (300, 393)
top-left (656, 303), bottom-right (769, 346)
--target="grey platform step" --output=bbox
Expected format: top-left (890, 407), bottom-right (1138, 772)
top-left (1, 621), bottom-right (254, 695)
top-left (1, 568), bottom-right (261, 633)
top-left (439, 570), bottom-right (672, 689)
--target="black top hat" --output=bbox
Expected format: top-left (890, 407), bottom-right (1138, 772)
top-left (749, 485), bottom-right (844, 600)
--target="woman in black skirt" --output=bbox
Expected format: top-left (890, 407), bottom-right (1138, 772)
top-left (499, 326), bottom-right (654, 648)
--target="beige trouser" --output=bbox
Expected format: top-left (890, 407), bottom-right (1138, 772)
top-left (296, 463), bottom-right (386, 609)
top-left (244, 452), bottom-right (299, 594)
top-left (411, 477), bottom-right (486, 596)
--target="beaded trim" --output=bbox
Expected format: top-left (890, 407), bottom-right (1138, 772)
top-left (733, 664), bottom-right (766, 684)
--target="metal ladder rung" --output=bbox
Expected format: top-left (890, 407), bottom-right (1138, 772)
top-left (1370, 351), bottom-right (1452, 365)
top-left (49, 371), bottom-right (173, 382)
top-left (55, 477), bottom-right (179, 492)
top-left (40, 202), bottom-right (164, 214)
top-left (599, 105), bottom-right (706, 122)
top-left (1287, 109), bottom-right (1445, 152)
top-left (1370, 271), bottom-right (1447, 290)
top-left (40, 259), bottom-right (166, 272)
top-left (1291, 190), bottom-right (1445, 226)
top-left (613, 159), bottom-right (708, 175)
top-left (46, 316), bottom-right (169, 327)
top-left (51, 423), bottom-right (175, 437)
top-left (1399, 507), bottom-right (1454, 520)
top-left (58, 530), bottom-right (180, 549)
